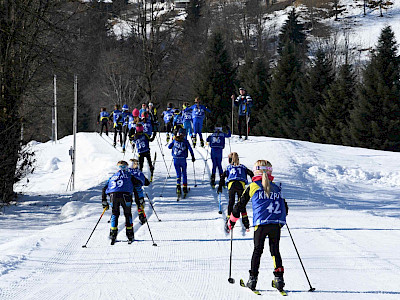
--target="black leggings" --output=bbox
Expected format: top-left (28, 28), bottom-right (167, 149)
top-left (238, 115), bottom-right (247, 137)
top-left (251, 224), bottom-right (282, 275)
top-left (227, 181), bottom-right (247, 216)
top-left (114, 124), bottom-right (123, 146)
top-left (139, 150), bottom-right (154, 172)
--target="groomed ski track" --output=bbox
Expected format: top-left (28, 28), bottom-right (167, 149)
top-left (1, 132), bottom-right (400, 299)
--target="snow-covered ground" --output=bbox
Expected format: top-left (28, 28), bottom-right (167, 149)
top-left (1, 132), bottom-right (400, 299)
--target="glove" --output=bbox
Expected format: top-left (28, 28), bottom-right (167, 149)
top-left (192, 157), bottom-right (195, 162)
top-left (225, 126), bottom-right (230, 132)
top-left (241, 213), bottom-right (250, 230)
top-left (227, 219), bottom-right (236, 231)
top-left (102, 200), bottom-right (109, 211)
top-left (217, 185), bottom-right (222, 194)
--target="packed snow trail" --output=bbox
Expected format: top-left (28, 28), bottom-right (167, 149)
top-left (1, 133), bottom-right (400, 299)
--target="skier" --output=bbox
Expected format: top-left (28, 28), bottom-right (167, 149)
top-left (97, 107), bottom-right (109, 136)
top-left (127, 108), bottom-right (140, 152)
top-left (129, 158), bottom-right (151, 224)
top-left (231, 88), bottom-right (252, 139)
top-left (190, 97), bottom-right (211, 147)
top-left (141, 111), bottom-right (153, 137)
top-left (226, 160), bottom-right (288, 292)
top-left (109, 104), bottom-right (123, 147)
top-left (182, 102), bottom-right (193, 140)
top-left (206, 125), bottom-right (231, 188)
top-left (161, 102), bottom-right (175, 143)
top-left (218, 152), bottom-right (253, 230)
top-left (172, 109), bottom-right (184, 136)
top-left (121, 104), bottom-right (130, 152)
top-left (132, 123), bottom-right (155, 181)
top-left (139, 103), bottom-right (147, 117)
top-left (148, 102), bottom-right (159, 138)
top-left (168, 128), bottom-right (195, 199)
top-left (101, 160), bottom-right (146, 244)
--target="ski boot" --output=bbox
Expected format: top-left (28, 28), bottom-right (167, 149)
top-left (138, 207), bottom-right (147, 225)
top-left (126, 227), bottom-right (134, 243)
top-left (113, 142), bottom-right (116, 148)
top-left (183, 184), bottom-right (188, 198)
top-left (272, 267), bottom-right (285, 291)
top-left (210, 174), bottom-right (216, 189)
top-left (122, 145), bottom-right (126, 153)
top-left (109, 228), bottom-right (118, 245)
top-left (224, 219), bottom-right (230, 233)
top-left (176, 184), bottom-right (182, 201)
top-left (166, 133), bottom-right (170, 143)
top-left (200, 139), bottom-right (205, 147)
top-left (247, 271), bottom-right (258, 291)
top-left (192, 136), bottom-right (197, 147)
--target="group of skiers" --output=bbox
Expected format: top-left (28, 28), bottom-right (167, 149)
top-left (99, 88), bottom-right (289, 293)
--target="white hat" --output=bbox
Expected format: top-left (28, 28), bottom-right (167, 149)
top-left (149, 102), bottom-right (154, 106)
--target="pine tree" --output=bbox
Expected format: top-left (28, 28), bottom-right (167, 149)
top-left (312, 63), bottom-right (357, 145)
top-left (295, 49), bottom-right (335, 141)
top-left (195, 32), bottom-right (237, 127)
top-left (278, 8), bottom-right (307, 56)
top-left (267, 42), bottom-right (303, 138)
top-left (349, 26), bottom-right (400, 151)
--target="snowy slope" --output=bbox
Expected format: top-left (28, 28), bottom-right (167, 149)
top-left (1, 132), bottom-right (400, 299)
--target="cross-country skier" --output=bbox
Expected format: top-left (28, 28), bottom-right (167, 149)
top-left (172, 109), bottom-right (184, 136)
top-left (127, 109), bottom-right (140, 152)
top-left (141, 111), bottom-right (153, 137)
top-left (121, 104), bottom-right (130, 152)
top-left (139, 103), bottom-right (147, 118)
top-left (190, 97), bottom-right (211, 147)
top-left (97, 107), bottom-right (109, 136)
top-left (231, 88), bottom-right (252, 139)
top-left (168, 128), bottom-right (195, 199)
top-left (206, 125), bottom-right (231, 188)
top-left (132, 123), bottom-right (155, 181)
top-left (182, 102), bottom-right (193, 140)
top-left (129, 158), bottom-right (151, 224)
top-left (148, 102), bottom-right (159, 138)
top-left (218, 152), bottom-right (253, 230)
top-left (161, 102), bottom-right (175, 143)
top-left (226, 160), bottom-right (288, 292)
top-left (102, 160), bottom-right (147, 244)
top-left (109, 104), bottom-right (123, 147)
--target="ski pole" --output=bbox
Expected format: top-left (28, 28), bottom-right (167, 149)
top-left (145, 192), bottom-right (161, 222)
top-left (218, 192), bottom-right (222, 214)
top-left (228, 227), bottom-right (235, 284)
top-left (82, 207), bottom-right (107, 248)
top-left (202, 145), bottom-right (209, 181)
top-left (159, 160), bottom-right (173, 197)
top-left (156, 135), bottom-right (169, 177)
top-left (286, 223), bottom-right (315, 292)
top-left (146, 220), bottom-right (157, 246)
top-left (193, 161), bottom-right (197, 187)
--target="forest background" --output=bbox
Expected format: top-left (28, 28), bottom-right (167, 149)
top-left (1, 0), bottom-right (399, 203)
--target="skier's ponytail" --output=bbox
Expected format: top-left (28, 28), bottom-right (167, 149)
top-left (228, 152), bottom-right (240, 166)
top-left (253, 160), bottom-right (272, 196)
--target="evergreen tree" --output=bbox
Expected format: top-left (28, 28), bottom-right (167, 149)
top-left (311, 63), bottom-right (357, 145)
top-left (278, 8), bottom-right (307, 56)
top-left (349, 26), bottom-right (400, 151)
top-left (195, 32), bottom-right (237, 127)
top-left (295, 49), bottom-right (335, 141)
top-left (267, 42), bottom-right (303, 138)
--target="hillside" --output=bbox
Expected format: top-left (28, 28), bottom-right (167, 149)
top-left (1, 132), bottom-right (400, 299)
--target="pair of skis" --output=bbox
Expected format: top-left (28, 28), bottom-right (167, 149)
top-left (239, 278), bottom-right (287, 296)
